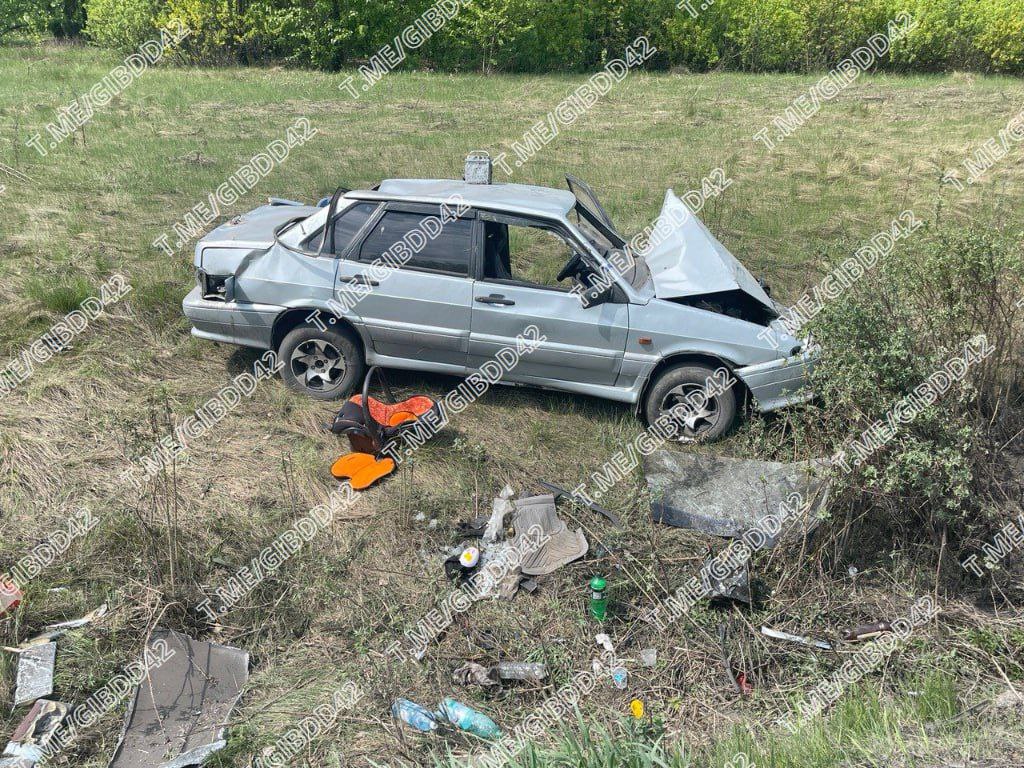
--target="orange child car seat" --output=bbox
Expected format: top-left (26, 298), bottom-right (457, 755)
top-left (328, 367), bottom-right (440, 489)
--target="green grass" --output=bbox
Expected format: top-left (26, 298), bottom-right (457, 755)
top-left (0, 43), bottom-right (1022, 767)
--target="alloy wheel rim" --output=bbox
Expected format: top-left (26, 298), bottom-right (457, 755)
top-left (660, 382), bottom-right (721, 440)
top-left (290, 339), bottom-right (345, 390)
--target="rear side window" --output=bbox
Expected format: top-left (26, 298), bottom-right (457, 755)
top-left (358, 211), bottom-right (473, 275)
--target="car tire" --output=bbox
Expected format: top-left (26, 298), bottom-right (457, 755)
top-left (643, 363), bottom-right (738, 442)
top-left (279, 323), bottom-right (365, 401)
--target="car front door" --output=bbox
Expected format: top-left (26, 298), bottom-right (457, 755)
top-left (336, 202), bottom-right (476, 372)
top-left (468, 211), bottom-right (628, 386)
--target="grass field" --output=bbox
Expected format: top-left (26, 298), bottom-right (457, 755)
top-left (1, 42), bottom-right (1023, 767)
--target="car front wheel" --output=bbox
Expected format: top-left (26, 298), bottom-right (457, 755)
top-left (278, 323), bottom-right (364, 401)
top-left (643, 363), bottom-right (738, 442)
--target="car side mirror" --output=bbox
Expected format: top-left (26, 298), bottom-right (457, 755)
top-left (580, 284), bottom-right (612, 309)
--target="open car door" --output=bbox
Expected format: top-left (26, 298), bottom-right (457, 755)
top-left (566, 174), bottom-right (619, 234)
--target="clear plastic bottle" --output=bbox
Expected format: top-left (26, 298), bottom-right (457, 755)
top-left (494, 661), bottom-right (548, 682)
top-left (391, 698), bottom-right (438, 732)
top-left (436, 698), bottom-right (502, 740)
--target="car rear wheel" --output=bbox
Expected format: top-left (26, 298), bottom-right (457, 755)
top-left (279, 324), bottom-right (364, 401)
top-left (643, 363), bottom-right (738, 442)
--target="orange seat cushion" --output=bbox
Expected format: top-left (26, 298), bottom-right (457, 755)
top-left (331, 451), bottom-right (395, 490)
top-left (349, 395), bottom-right (435, 427)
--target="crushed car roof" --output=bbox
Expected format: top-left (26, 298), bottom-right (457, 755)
top-left (347, 179), bottom-right (578, 220)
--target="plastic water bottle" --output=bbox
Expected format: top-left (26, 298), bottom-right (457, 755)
top-left (494, 661), bottom-right (547, 682)
top-left (392, 699), bottom-right (437, 732)
top-left (436, 698), bottom-right (502, 740)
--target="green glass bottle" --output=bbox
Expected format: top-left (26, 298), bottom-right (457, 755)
top-left (589, 576), bottom-right (608, 621)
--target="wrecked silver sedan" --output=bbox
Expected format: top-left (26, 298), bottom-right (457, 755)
top-left (183, 173), bottom-right (812, 440)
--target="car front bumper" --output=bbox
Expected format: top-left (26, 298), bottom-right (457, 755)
top-left (735, 349), bottom-right (816, 412)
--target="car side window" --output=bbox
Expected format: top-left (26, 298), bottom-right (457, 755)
top-left (358, 210), bottom-right (473, 276)
top-left (306, 202), bottom-right (377, 254)
top-left (483, 221), bottom-right (577, 289)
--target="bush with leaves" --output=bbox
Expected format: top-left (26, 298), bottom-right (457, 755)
top-left (802, 225), bottom-right (1023, 550)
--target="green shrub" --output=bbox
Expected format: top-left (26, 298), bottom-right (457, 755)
top-left (806, 225), bottom-right (1023, 532)
top-left (714, 0), bottom-right (809, 72)
top-left (83, 0), bottom-right (159, 52)
top-left (64, 0), bottom-right (1024, 74)
top-left (968, 0), bottom-right (1024, 72)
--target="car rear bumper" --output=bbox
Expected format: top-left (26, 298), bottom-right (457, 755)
top-left (735, 350), bottom-right (815, 412)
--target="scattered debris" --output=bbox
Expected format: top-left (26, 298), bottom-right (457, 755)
top-left (484, 485), bottom-right (515, 543)
top-left (611, 666), bottom-right (628, 689)
top-left (644, 452), bottom-right (830, 542)
top-left (456, 513), bottom-right (490, 537)
top-left (5, 605), bottom-right (109, 654)
top-left (842, 622), bottom-right (892, 641)
top-left (14, 643), bottom-right (55, 706)
top-left (392, 699), bottom-right (438, 732)
top-left (46, 603), bottom-right (108, 630)
top-left (107, 628), bottom-right (248, 768)
top-left (639, 648), bottom-right (657, 668)
top-left (595, 634), bottom-right (615, 654)
top-left (493, 661), bottom-right (547, 682)
top-left (444, 545), bottom-right (482, 584)
top-left (589, 576), bottom-right (608, 620)
top-left (717, 623), bottom-right (745, 695)
top-left (437, 698), bottom-right (501, 740)
top-left (761, 625), bottom-right (832, 651)
top-left (538, 480), bottom-right (623, 528)
top-left (394, 698), bottom-right (501, 740)
top-left (514, 494), bottom-right (588, 576)
top-left (1, 580), bottom-right (23, 617)
top-left (452, 662), bottom-right (499, 689)
top-left (0, 699), bottom-right (69, 767)
top-left (701, 554), bottom-right (751, 604)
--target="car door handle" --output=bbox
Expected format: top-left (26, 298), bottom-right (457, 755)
top-left (339, 274), bottom-right (379, 286)
top-left (476, 294), bottom-right (515, 306)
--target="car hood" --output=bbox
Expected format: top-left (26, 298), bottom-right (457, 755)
top-left (639, 189), bottom-right (774, 311)
top-left (201, 202), bottom-right (320, 250)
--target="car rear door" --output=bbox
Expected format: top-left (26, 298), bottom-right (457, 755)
top-left (336, 202), bottom-right (476, 372)
top-left (468, 211), bottom-right (628, 386)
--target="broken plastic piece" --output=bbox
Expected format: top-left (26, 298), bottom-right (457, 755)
top-left (761, 625), bottom-right (832, 651)
top-left (106, 628), bottom-right (249, 768)
top-left (701, 555), bottom-right (751, 604)
top-left (484, 485), bottom-right (515, 543)
top-left (639, 648), bottom-right (657, 668)
top-left (0, 579), bottom-right (22, 617)
top-left (45, 604), bottom-right (108, 630)
top-left (14, 643), bottom-right (55, 706)
top-left (611, 666), bottom-right (628, 689)
top-left (1, 699), bottom-right (69, 766)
